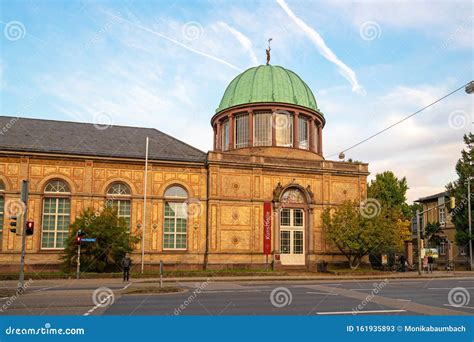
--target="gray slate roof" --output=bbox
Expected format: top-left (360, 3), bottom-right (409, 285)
top-left (0, 116), bottom-right (206, 163)
top-left (416, 191), bottom-right (449, 203)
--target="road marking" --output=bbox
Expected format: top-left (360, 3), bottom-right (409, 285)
top-left (201, 290), bottom-right (261, 293)
top-left (317, 309), bottom-right (406, 315)
top-left (30, 284), bottom-right (63, 293)
top-left (443, 304), bottom-right (474, 309)
top-left (396, 299), bottom-right (411, 302)
top-left (306, 292), bottom-right (339, 295)
top-left (428, 287), bottom-right (474, 290)
top-left (123, 283), bottom-right (131, 290)
top-left (83, 285), bottom-right (129, 316)
top-left (349, 288), bottom-right (378, 291)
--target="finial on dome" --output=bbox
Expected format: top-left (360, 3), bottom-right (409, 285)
top-left (266, 38), bottom-right (272, 65)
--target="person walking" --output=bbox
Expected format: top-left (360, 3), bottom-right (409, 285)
top-left (121, 253), bottom-right (132, 282)
top-left (422, 255), bottom-right (429, 274)
top-left (428, 254), bottom-right (434, 273)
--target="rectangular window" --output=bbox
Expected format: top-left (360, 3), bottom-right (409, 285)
top-left (235, 114), bottom-right (249, 148)
top-left (0, 196), bottom-right (3, 251)
top-left (439, 241), bottom-right (446, 255)
top-left (314, 122), bottom-right (319, 152)
top-left (163, 202), bottom-right (187, 249)
top-left (439, 207), bottom-right (446, 225)
top-left (275, 113), bottom-right (293, 147)
top-left (280, 208), bottom-right (290, 226)
top-left (253, 112), bottom-right (272, 146)
top-left (293, 231), bottom-right (304, 254)
top-left (41, 197), bottom-right (70, 249)
top-left (298, 117), bottom-right (309, 149)
top-left (110, 200), bottom-right (131, 231)
top-left (280, 231), bottom-right (290, 254)
top-left (221, 120), bottom-right (229, 151)
top-left (293, 209), bottom-right (303, 226)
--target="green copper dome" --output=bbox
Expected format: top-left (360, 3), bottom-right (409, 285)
top-left (216, 65), bottom-right (319, 114)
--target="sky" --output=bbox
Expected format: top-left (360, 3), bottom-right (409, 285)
top-left (0, 0), bottom-right (472, 203)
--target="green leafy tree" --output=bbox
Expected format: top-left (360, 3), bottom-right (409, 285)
top-left (61, 206), bottom-right (139, 273)
top-left (322, 201), bottom-right (410, 269)
top-left (368, 171), bottom-right (411, 219)
top-left (424, 222), bottom-right (444, 248)
top-left (446, 133), bottom-right (474, 247)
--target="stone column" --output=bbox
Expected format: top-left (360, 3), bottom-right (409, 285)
top-left (271, 110), bottom-right (277, 146)
top-left (405, 241), bottom-right (413, 268)
top-left (228, 113), bottom-right (235, 150)
top-left (318, 124), bottom-right (323, 155)
top-left (248, 110), bottom-right (254, 147)
top-left (309, 118), bottom-right (315, 152)
top-left (216, 122), bottom-right (222, 152)
top-left (293, 113), bottom-right (299, 149)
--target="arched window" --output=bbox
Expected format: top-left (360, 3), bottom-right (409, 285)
top-left (253, 111), bottom-right (272, 146)
top-left (298, 116), bottom-right (309, 150)
top-left (106, 183), bottom-right (131, 230)
top-left (163, 185), bottom-right (188, 250)
top-left (0, 181), bottom-right (4, 251)
top-left (42, 180), bottom-right (70, 249)
top-left (221, 119), bottom-right (230, 151)
top-left (275, 111), bottom-right (293, 147)
top-left (235, 113), bottom-right (249, 148)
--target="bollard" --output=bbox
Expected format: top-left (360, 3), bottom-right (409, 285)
top-left (159, 260), bottom-right (163, 288)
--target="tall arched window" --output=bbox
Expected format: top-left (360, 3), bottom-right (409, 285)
top-left (0, 181), bottom-right (4, 251)
top-left (235, 113), bottom-right (249, 148)
top-left (106, 183), bottom-right (131, 230)
top-left (275, 111), bottom-right (293, 147)
top-left (253, 111), bottom-right (272, 146)
top-left (221, 119), bottom-right (230, 151)
top-left (163, 185), bottom-right (188, 250)
top-left (298, 116), bottom-right (309, 150)
top-left (42, 180), bottom-right (70, 249)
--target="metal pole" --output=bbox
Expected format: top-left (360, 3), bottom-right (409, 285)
top-left (468, 177), bottom-right (472, 270)
top-left (159, 260), bottom-right (163, 289)
top-left (416, 209), bottom-right (422, 275)
top-left (76, 243), bottom-right (81, 280)
top-left (141, 136), bottom-right (149, 274)
top-left (18, 180), bottom-right (29, 289)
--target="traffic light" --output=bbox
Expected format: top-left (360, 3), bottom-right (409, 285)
top-left (450, 196), bottom-right (456, 209)
top-left (26, 221), bottom-right (34, 236)
top-left (76, 229), bottom-right (85, 245)
top-left (9, 215), bottom-right (17, 233)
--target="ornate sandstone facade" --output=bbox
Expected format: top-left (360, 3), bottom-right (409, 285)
top-left (0, 65), bottom-right (368, 271)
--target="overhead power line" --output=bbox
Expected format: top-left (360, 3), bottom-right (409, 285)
top-left (325, 82), bottom-right (471, 159)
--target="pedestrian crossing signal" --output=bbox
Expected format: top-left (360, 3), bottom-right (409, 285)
top-left (9, 215), bottom-right (18, 233)
top-left (26, 221), bottom-right (34, 236)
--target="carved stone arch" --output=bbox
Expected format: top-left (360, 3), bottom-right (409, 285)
top-left (37, 175), bottom-right (77, 193)
top-left (101, 178), bottom-right (137, 196)
top-left (158, 179), bottom-right (195, 198)
top-left (274, 182), bottom-right (314, 205)
top-left (0, 175), bottom-right (11, 191)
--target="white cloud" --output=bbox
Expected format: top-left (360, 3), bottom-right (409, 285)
top-left (276, 0), bottom-right (364, 94)
top-left (217, 22), bottom-right (258, 66)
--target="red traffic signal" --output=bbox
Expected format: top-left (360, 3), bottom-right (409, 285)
top-left (76, 236), bottom-right (82, 245)
top-left (26, 221), bottom-right (34, 236)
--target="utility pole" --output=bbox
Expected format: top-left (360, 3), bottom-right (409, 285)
top-left (468, 176), bottom-right (472, 270)
top-left (18, 180), bottom-right (29, 289)
top-left (141, 136), bottom-right (149, 274)
top-left (416, 209), bottom-right (422, 275)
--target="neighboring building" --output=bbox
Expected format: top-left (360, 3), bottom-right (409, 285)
top-left (415, 191), bottom-right (468, 268)
top-left (0, 65), bottom-right (369, 272)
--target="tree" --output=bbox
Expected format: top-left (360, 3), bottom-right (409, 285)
top-left (424, 222), bottom-right (444, 248)
top-left (322, 201), bottom-right (410, 269)
top-left (368, 171), bottom-right (411, 219)
top-left (61, 206), bottom-right (140, 273)
top-left (446, 133), bottom-right (474, 247)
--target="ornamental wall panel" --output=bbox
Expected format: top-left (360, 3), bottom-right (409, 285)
top-left (220, 230), bottom-right (251, 251)
top-left (220, 173), bottom-right (252, 199)
top-left (220, 205), bottom-right (251, 227)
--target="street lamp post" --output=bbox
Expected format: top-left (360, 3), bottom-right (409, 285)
top-left (468, 176), bottom-right (472, 270)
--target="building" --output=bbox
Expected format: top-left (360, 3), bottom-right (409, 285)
top-left (0, 65), bottom-right (369, 272)
top-left (415, 191), bottom-right (467, 268)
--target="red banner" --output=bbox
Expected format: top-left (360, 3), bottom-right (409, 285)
top-left (263, 202), bottom-right (272, 255)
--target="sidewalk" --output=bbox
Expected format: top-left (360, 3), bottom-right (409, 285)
top-left (135, 270), bottom-right (474, 283)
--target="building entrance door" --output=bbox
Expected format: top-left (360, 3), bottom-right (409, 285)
top-left (279, 208), bottom-right (305, 265)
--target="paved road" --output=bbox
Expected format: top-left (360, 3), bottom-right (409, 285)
top-left (0, 277), bottom-right (473, 316)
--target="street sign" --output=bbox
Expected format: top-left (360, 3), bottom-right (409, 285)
top-left (81, 238), bottom-right (96, 242)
